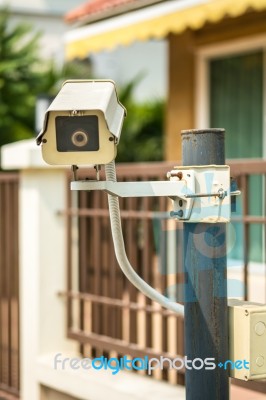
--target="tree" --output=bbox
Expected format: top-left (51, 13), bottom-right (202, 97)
top-left (0, 9), bottom-right (92, 146)
top-left (0, 8), bottom-right (164, 161)
top-left (116, 77), bottom-right (164, 162)
top-left (0, 9), bottom-right (43, 144)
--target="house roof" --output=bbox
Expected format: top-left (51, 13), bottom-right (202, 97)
top-left (65, 0), bottom-right (163, 24)
top-left (65, 0), bottom-right (266, 59)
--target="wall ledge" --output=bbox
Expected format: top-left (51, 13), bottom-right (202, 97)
top-left (1, 139), bottom-right (66, 170)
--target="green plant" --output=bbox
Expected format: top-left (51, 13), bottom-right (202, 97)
top-left (0, 8), bottom-right (164, 160)
top-left (116, 78), bottom-right (164, 162)
top-left (0, 8), bottom-right (92, 146)
top-left (0, 9), bottom-right (43, 144)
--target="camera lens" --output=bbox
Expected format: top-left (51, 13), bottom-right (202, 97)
top-left (56, 116), bottom-right (99, 152)
top-left (71, 130), bottom-right (88, 147)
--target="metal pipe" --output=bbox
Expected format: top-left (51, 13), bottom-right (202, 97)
top-left (182, 129), bottom-right (229, 400)
top-left (105, 161), bottom-right (185, 315)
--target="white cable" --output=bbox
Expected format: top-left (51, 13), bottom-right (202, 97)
top-left (105, 161), bottom-right (184, 316)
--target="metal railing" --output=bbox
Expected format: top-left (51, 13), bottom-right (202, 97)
top-left (0, 160), bottom-right (265, 396)
top-left (229, 159), bottom-right (266, 302)
top-left (64, 159), bottom-right (266, 389)
top-left (65, 162), bottom-right (184, 384)
top-left (0, 173), bottom-right (20, 399)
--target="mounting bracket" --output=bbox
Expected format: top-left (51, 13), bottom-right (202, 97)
top-left (71, 165), bottom-right (239, 223)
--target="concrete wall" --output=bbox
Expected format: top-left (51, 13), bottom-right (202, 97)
top-left (1, 139), bottom-right (79, 399)
top-left (166, 31), bottom-right (195, 162)
top-left (90, 40), bottom-right (168, 103)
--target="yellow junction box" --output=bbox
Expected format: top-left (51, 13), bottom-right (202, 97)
top-left (228, 299), bottom-right (266, 381)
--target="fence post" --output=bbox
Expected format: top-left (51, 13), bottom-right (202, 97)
top-left (182, 129), bottom-right (229, 400)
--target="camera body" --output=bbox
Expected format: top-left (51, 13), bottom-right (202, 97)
top-left (36, 80), bottom-right (126, 165)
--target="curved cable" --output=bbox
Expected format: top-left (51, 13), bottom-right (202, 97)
top-left (105, 161), bottom-right (184, 316)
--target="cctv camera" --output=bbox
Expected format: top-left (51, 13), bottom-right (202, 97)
top-left (36, 80), bottom-right (126, 166)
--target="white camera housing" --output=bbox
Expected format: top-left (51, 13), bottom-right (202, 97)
top-left (36, 80), bottom-right (126, 165)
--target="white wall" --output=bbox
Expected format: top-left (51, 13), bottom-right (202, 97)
top-left (1, 139), bottom-right (79, 399)
top-left (91, 40), bottom-right (168, 102)
top-left (0, 0), bottom-right (85, 15)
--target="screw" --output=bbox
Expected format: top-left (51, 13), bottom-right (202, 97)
top-left (166, 171), bottom-right (183, 180)
top-left (218, 188), bottom-right (226, 199)
top-left (170, 210), bottom-right (184, 218)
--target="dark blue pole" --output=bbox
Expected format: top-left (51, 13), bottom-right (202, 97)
top-left (182, 129), bottom-right (229, 400)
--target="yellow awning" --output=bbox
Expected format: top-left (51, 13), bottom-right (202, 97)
top-left (65, 0), bottom-right (266, 60)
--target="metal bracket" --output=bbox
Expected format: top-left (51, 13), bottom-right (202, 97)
top-left (71, 165), bottom-right (239, 223)
top-left (168, 165), bottom-right (234, 223)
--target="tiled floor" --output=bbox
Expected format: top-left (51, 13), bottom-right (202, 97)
top-left (0, 391), bottom-right (19, 400)
top-left (1, 385), bottom-right (265, 399)
top-left (231, 385), bottom-right (266, 400)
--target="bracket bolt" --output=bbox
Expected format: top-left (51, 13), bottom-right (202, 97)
top-left (170, 210), bottom-right (184, 218)
top-left (166, 171), bottom-right (183, 180)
